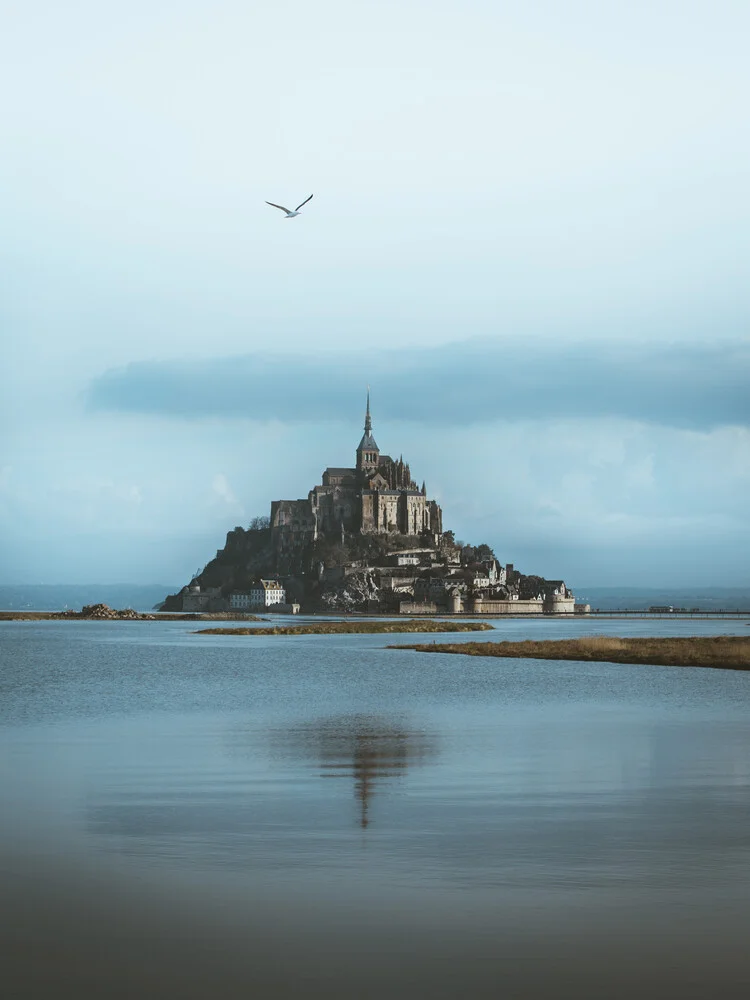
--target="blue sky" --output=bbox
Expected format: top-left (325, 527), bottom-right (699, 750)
top-left (1, 0), bottom-right (749, 587)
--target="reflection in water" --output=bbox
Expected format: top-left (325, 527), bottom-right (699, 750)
top-left (82, 713), bottom-right (439, 864)
top-left (272, 714), bottom-right (439, 828)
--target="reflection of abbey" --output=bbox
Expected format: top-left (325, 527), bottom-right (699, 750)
top-left (270, 393), bottom-right (443, 551)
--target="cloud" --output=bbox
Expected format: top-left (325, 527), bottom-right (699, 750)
top-left (210, 473), bottom-right (243, 514)
top-left (86, 337), bottom-right (750, 430)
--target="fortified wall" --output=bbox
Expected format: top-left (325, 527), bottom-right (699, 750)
top-left (471, 595), bottom-right (575, 615)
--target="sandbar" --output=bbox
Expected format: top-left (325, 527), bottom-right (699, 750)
top-left (390, 635), bottom-right (750, 670)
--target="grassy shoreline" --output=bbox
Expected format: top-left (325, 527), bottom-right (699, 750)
top-left (390, 635), bottom-right (750, 670)
top-left (195, 621), bottom-right (494, 636)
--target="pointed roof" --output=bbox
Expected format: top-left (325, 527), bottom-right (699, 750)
top-left (357, 387), bottom-right (379, 452)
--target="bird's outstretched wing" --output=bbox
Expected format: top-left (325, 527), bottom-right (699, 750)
top-left (295, 193), bottom-right (313, 211)
top-left (266, 201), bottom-right (292, 213)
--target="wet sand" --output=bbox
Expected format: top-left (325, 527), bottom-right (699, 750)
top-left (4, 849), bottom-right (750, 1000)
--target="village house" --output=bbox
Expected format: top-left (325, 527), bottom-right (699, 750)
top-left (250, 580), bottom-right (286, 607)
top-left (229, 580), bottom-right (287, 609)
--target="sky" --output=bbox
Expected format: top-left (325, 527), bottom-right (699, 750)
top-left (1, 0), bottom-right (749, 588)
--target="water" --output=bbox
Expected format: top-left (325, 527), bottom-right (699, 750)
top-left (2, 616), bottom-right (750, 998)
top-left (0, 583), bottom-right (177, 612)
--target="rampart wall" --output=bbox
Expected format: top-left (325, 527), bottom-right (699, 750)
top-left (400, 601), bottom-right (439, 615)
top-left (472, 598), bottom-right (544, 614)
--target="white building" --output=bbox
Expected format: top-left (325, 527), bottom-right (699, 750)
top-left (249, 579), bottom-right (286, 607)
top-left (396, 553), bottom-right (421, 566)
top-left (468, 560), bottom-right (504, 589)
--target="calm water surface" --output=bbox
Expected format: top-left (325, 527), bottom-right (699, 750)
top-left (2, 616), bottom-right (749, 998)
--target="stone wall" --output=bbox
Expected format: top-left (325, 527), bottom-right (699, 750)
top-left (400, 600), bottom-right (439, 615)
top-left (182, 589), bottom-right (227, 612)
top-left (471, 598), bottom-right (545, 614)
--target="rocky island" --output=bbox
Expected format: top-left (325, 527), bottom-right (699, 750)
top-left (163, 394), bottom-right (583, 616)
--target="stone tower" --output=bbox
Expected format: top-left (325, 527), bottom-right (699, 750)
top-left (356, 389), bottom-right (380, 476)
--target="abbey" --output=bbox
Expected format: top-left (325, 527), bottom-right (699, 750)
top-left (164, 393), bottom-right (583, 615)
top-left (270, 393), bottom-right (443, 552)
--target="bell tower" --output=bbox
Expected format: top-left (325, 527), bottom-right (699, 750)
top-left (356, 389), bottom-right (380, 474)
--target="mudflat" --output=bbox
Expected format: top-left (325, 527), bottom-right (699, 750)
top-left (391, 634), bottom-right (750, 670)
top-left (196, 620), bottom-right (494, 635)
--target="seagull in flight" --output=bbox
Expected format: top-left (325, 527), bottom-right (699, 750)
top-left (265, 194), bottom-right (313, 218)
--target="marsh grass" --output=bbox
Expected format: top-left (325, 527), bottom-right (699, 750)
top-left (391, 634), bottom-right (750, 670)
top-left (196, 620), bottom-right (494, 636)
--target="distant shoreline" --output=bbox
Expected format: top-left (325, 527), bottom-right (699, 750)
top-left (0, 609), bottom-right (267, 622)
top-left (1, 609), bottom-right (749, 622)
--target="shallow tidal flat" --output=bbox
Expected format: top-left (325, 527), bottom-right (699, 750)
top-left (392, 634), bottom-right (750, 670)
top-left (3, 616), bottom-right (750, 998)
top-left (196, 619), bottom-right (494, 636)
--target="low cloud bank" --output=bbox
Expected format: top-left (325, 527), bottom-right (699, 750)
top-left (87, 338), bottom-right (750, 430)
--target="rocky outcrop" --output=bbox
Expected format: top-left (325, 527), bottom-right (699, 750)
top-left (57, 604), bottom-right (155, 620)
top-left (318, 569), bottom-right (380, 612)
top-left (163, 523), bottom-right (574, 614)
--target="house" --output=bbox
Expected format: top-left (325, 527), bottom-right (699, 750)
top-left (229, 592), bottom-right (254, 610)
top-left (250, 579), bottom-right (286, 607)
top-left (395, 553), bottom-right (421, 567)
top-left (229, 580), bottom-right (286, 609)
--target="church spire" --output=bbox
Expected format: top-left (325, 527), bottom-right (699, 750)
top-left (356, 386), bottom-right (379, 473)
top-left (364, 386), bottom-right (372, 435)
